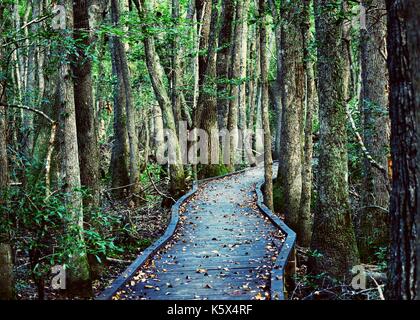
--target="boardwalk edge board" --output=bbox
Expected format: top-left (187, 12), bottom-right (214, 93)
top-left (255, 180), bottom-right (297, 300)
top-left (96, 168), bottom-right (251, 300)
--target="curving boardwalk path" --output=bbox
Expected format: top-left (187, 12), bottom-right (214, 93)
top-left (115, 165), bottom-right (282, 300)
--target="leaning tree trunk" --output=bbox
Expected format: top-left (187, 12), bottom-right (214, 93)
top-left (358, 0), bottom-right (390, 262)
top-left (0, 3), bottom-right (14, 299)
top-left (275, 0), bottom-right (305, 231)
top-left (259, 0), bottom-right (273, 211)
top-left (385, 0), bottom-right (419, 300)
top-left (58, 0), bottom-right (92, 297)
top-left (309, 0), bottom-right (359, 280)
top-left (73, 0), bottom-right (100, 208)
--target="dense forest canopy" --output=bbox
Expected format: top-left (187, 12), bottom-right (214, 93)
top-left (0, 0), bottom-right (418, 301)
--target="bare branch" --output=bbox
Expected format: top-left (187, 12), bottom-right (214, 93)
top-left (1, 103), bottom-right (55, 124)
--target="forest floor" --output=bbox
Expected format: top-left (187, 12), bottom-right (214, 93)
top-left (14, 183), bottom-right (172, 300)
top-left (110, 165), bottom-right (284, 300)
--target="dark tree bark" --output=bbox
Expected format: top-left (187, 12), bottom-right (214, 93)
top-left (109, 0), bottom-right (130, 199)
top-left (216, 0), bottom-right (234, 131)
top-left (385, 0), bottom-right (419, 300)
top-left (196, 0), bottom-right (222, 178)
top-left (196, 0), bottom-right (212, 89)
top-left (404, 0), bottom-right (420, 299)
top-left (358, 0), bottom-right (390, 262)
top-left (309, 0), bottom-right (359, 279)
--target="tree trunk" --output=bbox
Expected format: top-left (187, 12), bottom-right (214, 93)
top-left (275, 0), bottom-right (305, 231)
top-left (109, 5), bottom-right (130, 199)
top-left (259, 0), bottom-right (273, 211)
top-left (299, 0), bottom-right (315, 247)
top-left (404, 0), bottom-right (420, 300)
top-left (227, 0), bottom-right (249, 170)
top-left (195, 0), bottom-right (221, 178)
top-left (309, 0), bottom-right (359, 280)
top-left (358, 0), bottom-right (390, 262)
top-left (238, 0), bottom-right (250, 164)
top-left (385, 0), bottom-right (419, 300)
top-left (110, 0), bottom-right (141, 201)
top-left (134, 0), bottom-right (186, 195)
top-left (0, 3), bottom-right (14, 298)
top-left (21, 0), bottom-right (40, 161)
top-left (58, 0), bottom-right (92, 297)
top-left (73, 0), bottom-right (100, 208)
top-left (171, 0), bottom-right (182, 131)
top-left (216, 0), bottom-right (234, 132)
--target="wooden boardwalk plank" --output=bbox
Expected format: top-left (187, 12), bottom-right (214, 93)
top-left (116, 165), bottom-right (282, 300)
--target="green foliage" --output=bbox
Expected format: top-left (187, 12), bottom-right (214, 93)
top-left (273, 182), bottom-right (286, 215)
top-left (374, 246), bottom-right (388, 272)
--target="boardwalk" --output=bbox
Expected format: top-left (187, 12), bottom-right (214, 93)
top-left (115, 165), bottom-right (283, 300)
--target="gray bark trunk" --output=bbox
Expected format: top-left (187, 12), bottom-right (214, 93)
top-left (259, 0), bottom-right (273, 210)
top-left (110, 0), bottom-right (141, 200)
top-left (299, 0), bottom-right (315, 247)
top-left (358, 0), bottom-right (390, 262)
top-left (309, 0), bottom-right (359, 280)
top-left (276, 0), bottom-right (304, 231)
top-left (58, 0), bottom-right (92, 297)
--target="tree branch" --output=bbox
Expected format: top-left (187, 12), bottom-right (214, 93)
top-left (1, 103), bottom-right (55, 124)
top-left (345, 103), bottom-right (388, 177)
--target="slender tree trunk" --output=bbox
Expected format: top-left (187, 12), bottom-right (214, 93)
top-left (269, 80), bottom-right (282, 161)
top-left (275, 0), bottom-right (305, 231)
top-left (269, 0), bottom-right (282, 161)
top-left (73, 0), bottom-right (100, 208)
top-left (110, 0), bottom-right (141, 201)
top-left (0, 4), bottom-right (14, 299)
top-left (309, 0), bottom-right (359, 280)
top-left (227, 0), bottom-right (248, 170)
top-left (58, 0), bottom-right (92, 297)
top-left (21, 0), bottom-right (40, 161)
top-left (109, 4), bottom-right (130, 199)
top-left (299, 0), bottom-right (315, 247)
top-left (216, 0), bottom-right (234, 132)
top-left (238, 0), bottom-right (250, 163)
top-left (171, 0), bottom-right (182, 131)
top-left (247, 26), bottom-right (257, 135)
top-left (259, 0), bottom-right (273, 211)
top-left (385, 0), bottom-right (419, 300)
top-left (358, 0), bottom-right (390, 262)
